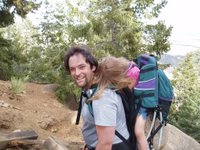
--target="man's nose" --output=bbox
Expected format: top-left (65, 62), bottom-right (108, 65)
top-left (75, 68), bottom-right (81, 76)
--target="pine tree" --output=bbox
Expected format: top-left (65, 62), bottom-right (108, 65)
top-left (0, 0), bottom-right (40, 80)
top-left (62, 0), bottom-right (172, 58)
top-left (170, 51), bottom-right (200, 142)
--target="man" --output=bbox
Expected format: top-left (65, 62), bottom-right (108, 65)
top-left (64, 45), bottom-right (130, 150)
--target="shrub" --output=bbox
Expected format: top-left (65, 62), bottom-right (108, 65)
top-left (10, 76), bottom-right (28, 94)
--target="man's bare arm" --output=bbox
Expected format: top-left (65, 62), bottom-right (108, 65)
top-left (95, 125), bottom-right (115, 150)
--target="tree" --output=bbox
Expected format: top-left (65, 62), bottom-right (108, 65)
top-left (0, 0), bottom-right (172, 101)
top-left (143, 21), bottom-right (172, 56)
top-left (0, 0), bottom-right (39, 27)
top-left (34, 0), bottom-right (172, 101)
top-left (0, 0), bottom-right (40, 80)
top-left (63, 0), bottom-right (172, 58)
top-left (27, 0), bottom-right (68, 83)
top-left (170, 51), bottom-right (200, 142)
top-left (28, 1), bottom-right (80, 102)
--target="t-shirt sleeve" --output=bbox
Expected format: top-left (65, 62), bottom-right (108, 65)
top-left (92, 90), bottom-right (118, 126)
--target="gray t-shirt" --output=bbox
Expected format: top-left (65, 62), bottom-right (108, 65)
top-left (81, 88), bottom-right (129, 147)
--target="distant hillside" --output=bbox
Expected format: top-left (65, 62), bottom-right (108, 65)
top-left (159, 54), bottom-right (185, 67)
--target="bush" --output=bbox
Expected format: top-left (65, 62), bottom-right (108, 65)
top-left (169, 52), bottom-right (200, 143)
top-left (10, 76), bottom-right (28, 94)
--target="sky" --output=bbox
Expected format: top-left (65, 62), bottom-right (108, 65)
top-left (157, 0), bottom-right (200, 55)
top-left (27, 0), bottom-right (200, 56)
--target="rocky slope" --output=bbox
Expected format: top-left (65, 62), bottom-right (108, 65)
top-left (0, 80), bottom-right (199, 150)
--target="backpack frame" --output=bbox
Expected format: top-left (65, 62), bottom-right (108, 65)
top-left (133, 54), bottom-right (174, 149)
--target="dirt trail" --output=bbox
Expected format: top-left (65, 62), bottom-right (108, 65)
top-left (0, 80), bottom-right (83, 149)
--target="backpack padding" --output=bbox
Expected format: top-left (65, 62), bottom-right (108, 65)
top-left (158, 69), bottom-right (174, 120)
top-left (137, 54), bottom-right (157, 68)
top-left (158, 69), bottom-right (174, 101)
top-left (134, 63), bottom-right (158, 108)
top-left (87, 87), bottom-right (136, 149)
top-left (116, 87), bottom-right (136, 149)
top-left (116, 88), bottom-right (135, 134)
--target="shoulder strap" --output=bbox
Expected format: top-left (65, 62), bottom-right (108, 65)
top-left (115, 130), bottom-right (132, 148)
top-left (87, 87), bottom-right (98, 116)
top-left (116, 88), bottom-right (135, 149)
top-left (75, 84), bottom-right (98, 125)
top-left (75, 90), bottom-right (86, 125)
top-left (89, 87), bottom-right (134, 149)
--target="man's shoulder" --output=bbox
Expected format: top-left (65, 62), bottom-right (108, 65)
top-left (103, 88), bottom-right (116, 94)
top-left (93, 88), bottom-right (121, 106)
top-left (102, 88), bottom-right (121, 100)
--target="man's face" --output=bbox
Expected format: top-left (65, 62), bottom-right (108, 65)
top-left (68, 53), bottom-right (96, 89)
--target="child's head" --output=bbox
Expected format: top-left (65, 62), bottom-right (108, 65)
top-left (126, 61), bottom-right (140, 88)
top-left (97, 56), bottom-right (140, 90)
top-left (89, 56), bottom-right (140, 101)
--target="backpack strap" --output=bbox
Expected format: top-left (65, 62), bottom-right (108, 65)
top-left (88, 104), bottom-right (133, 149)
top-left (75, 84), bottom-right (98, 125)
top-left (135, 93), bottom-right (155, 99)
top-left (87, 85), bottom-right (115, 115)
top-left (116, 88), bottom-right (135, 149)
top-left (88, 87), bottom-right (134, 149)
top-left (76, 90), bottom-right (91, 125)
top-left (115, 130), bottom-right (132, 148)
top-left (76, 90), bottom-right (86, 125)
top-left (140, 66), bottom-right (157, 73)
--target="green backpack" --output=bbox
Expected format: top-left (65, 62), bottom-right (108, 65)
top-left (134, 54), bottom-right (174, 120)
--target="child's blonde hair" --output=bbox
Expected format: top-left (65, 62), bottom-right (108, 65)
top-left (90, 56), bottom-right (136, 101)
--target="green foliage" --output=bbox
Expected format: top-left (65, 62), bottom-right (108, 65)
top-left (0, 0), bottom-right (40, 80)
top-left (55, 80), bottom-right (80, 104)
top-left (0, 32), bottom-right (12, 80)
top-left (170, 51), bottom-right (200, 142)
top-left (22, 1), bottom-right (80, 99)
top-left (0, 9), bottom-right (14, 27)
top-left (11, 76), bottom-right (28, 94)
top-left (32, 0), bottom-right (172, 102)
top-left (143, 21), bottom-right (172, 55)
top-left (133, 0), bottom-right (167, 18)
top-left (0, 0), bottom-right (40, 27)
top-left (63, 0), bottom-right (171, 59)
top-left (0, 25), bottom-right (30, 80)
top-left (66, 0), bottom-right (142, 58)
top-left (55, 70), bottom-right (81, 103)
top-left (1, 0), bottom-right (173, 108)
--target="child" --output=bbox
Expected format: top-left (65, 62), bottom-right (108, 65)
top-left (98, 56), bottom-right (148, 150)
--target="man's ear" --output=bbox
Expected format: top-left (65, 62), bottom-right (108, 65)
top-left (91, 66), bottom-right (96, 72)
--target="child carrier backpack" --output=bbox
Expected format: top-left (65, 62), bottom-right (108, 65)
top-left (75, 86), bottom-right (137, 150)
top-left (133, 54), bottom-right (174, 149)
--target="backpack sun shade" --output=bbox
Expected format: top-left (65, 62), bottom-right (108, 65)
top-left (134, 54), bottom-right (174, 150)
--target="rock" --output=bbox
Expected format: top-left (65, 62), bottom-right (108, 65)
top-left (38, 115), bottom-right (58, 130)
top-left (44, 136), bottom-right (68, 150)
top-left (6, 130), bottom-right (38, 140)
top-left (0, 137), bottom-right (9, 150)
top-left (42, 84), bottom-right (59, 93)
top-left (0, 130), bottom-right (38, 150)
top-left (43, 136), bottom-right (84, 150)
top-left (0, 122), bottom-right (10, 129)
top-left (163, 124), bottom-right (200, 150)
top-left (51, 127), bottom-right (58, 133)
top-left (0, 100), bottom-right (22, 111)
top-left (0, 111), bottom-right (14, 129)
top-left (145, 117), bottom-right (200, 150)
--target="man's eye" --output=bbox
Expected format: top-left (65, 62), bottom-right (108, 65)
top-left (70, 68), bottom-right (75, 72)
top-left (79, 65), bottom-right (86, 70)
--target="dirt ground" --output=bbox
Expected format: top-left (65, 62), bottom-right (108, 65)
top-left (0, 80), bottom-right (83, 149)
